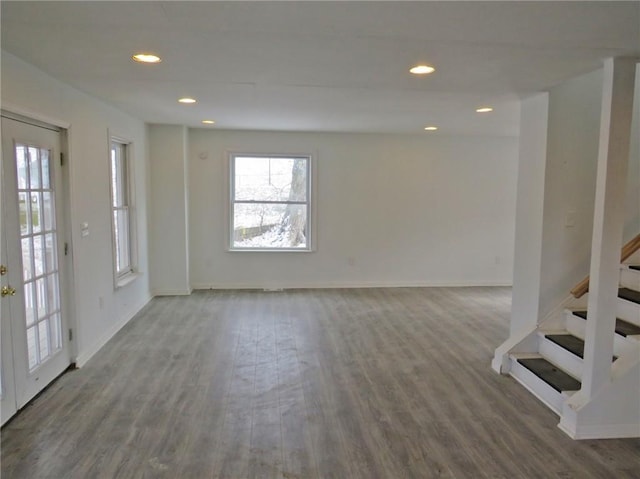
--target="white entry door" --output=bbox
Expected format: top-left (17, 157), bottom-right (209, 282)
top-left (1, 116), bottom-right (71, 425)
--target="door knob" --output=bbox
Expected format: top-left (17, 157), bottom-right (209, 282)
top-left (0, 265), bottom-right (6, 276)
top-left (1, 286), bottom-right (16, 297)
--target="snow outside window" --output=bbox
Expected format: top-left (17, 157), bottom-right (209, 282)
top-left (230, 154), bottom-right (312, 251)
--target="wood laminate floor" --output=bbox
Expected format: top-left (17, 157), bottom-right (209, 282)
top-left (1, 287), bottom-right (639, 478)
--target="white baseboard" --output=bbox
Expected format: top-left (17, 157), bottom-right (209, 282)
top-left (152, 289), bottom-right (193, 296)
top-left (558, 420), bottom-right (640, 439)
top-left (74, 294), bottom-right (152, 368)
top-left (190, 280), bottom-right (512, 290)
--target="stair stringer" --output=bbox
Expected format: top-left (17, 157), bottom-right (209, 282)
top-left (491, 327), bottom-right (538, 374)
top-left (558, 348), bottom-right (640, 439)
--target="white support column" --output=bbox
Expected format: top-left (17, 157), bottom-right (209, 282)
top-left (582, 58), bottom-right (637, 398)
top-left (148, 125), bottom-right (192, 295)
top-left (510, 93), bottom-right (549, 335)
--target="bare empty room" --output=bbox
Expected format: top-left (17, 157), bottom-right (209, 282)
top-left (1, 2), bottom-right (639, 478)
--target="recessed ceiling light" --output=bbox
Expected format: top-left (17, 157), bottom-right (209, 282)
top-left (424, 126), bottom-right (438, 131)
top-left (476, 107), bottom-right (493, 113)
top-left (410, 64), bottom-right (435, 75)
top-left (178, 97), bottom-right (197, 104)
top-left (132, 53), bottom-right (161, 64)
top-left (202, 120), bottom-right (215, 125)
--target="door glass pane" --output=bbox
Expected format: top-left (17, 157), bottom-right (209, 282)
top-left (28, 147), bottom-right (40, 189)
top-left (43, 192), bottom-right (54, 231)
top-left (47, 276), bottom-right (59, 312)
top-left (41, 150), bottom-right (50, 189)
top-left (31, 194), bottom-right (42, 234)
top-left (24, 282), bottom-right (36, 327)
top-left (38, 321), bottom-right (50, 361)
top-left (51, 314), bottom-right (62, 350)
top-left (16, 145), bottom-right (28, 189)
top-left (21, 238), bottom-right (33, 281)
top-left (36, 278), bottom-right (47, 320)
top-left (45, 233), bottom-right (56, 273)
top-left (26, 327), bottom-right (38, 369)
top-left (33, 235), bottom-right (44, 277)
top-left (19, 192), bottom-right (30, 235)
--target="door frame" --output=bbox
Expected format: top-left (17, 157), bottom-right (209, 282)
top-left (1, 108), bottom-right (78, 369)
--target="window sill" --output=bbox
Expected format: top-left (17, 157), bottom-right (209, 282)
top-left (115, 271), bottom-right (142, 290)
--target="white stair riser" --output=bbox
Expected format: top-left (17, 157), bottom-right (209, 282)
top-left (509, 357), bottom-right (565, 415)
top-left (619, 268), bottom-right (640, 290)
top-left (538, 334), bottom-right (584, 379)
top-left (617, 299), bottom-right (640, 327)
top-left (564, 311), bottom-right (637, 356)
top-left (565, 312), bottom-right (586, 339)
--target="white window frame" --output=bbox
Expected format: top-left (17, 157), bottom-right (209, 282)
top-left (228, 152), bottom-right (314, 252)
top-left (108, 133), bottom-right (138, 287)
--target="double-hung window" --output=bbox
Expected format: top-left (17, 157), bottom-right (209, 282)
top-left (230, 154), bottom-right (312, 251)
top-left (109, 138), bottom-right (137, 283)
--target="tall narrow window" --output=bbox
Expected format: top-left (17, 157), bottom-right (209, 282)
top-left (110, 139), bottom-right (136, 282)
top-left (230, 154), bottom-right (312, 251)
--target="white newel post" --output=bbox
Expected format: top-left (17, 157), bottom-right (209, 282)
top-left (582, 58), bottom-right (637, 398)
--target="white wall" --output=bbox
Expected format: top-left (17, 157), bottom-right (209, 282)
top-left (538, 69), bottom-right (603, 318)
top-left (509, 93), bottom-right (549, 335)
top-left (625, 64), bottom-right (640, 240)
top-left (188, 129), bottom-right (518, 289)
top-left (537, 66), bottom-right (640, 319)
top-left (1, 52), bottom-right (151, 365)
top-left (148, 125), bottom-right (191, 295)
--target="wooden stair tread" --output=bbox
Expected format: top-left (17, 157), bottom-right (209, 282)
top-left (573, 311), bottom-right (640, 337)
top-left (619, 287), bottom-right (640, 305)
top-left (516, 358), bottom-right (581, 393)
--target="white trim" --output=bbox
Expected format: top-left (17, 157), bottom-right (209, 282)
top-left (227, 152), bottom-right (314, 252)
top-left (73, 294), bottom-right (151, 367)
top-left (152, 289), bottom-right (193, 296)
top-left (115, 271), bottom-right (142, 289)
top-left (1, 104), bottom-right (71, 129)
top-left (558, 420), bottom-right (640, 439)
top-left (191, 280), bottom-right (512, 290)
top-left (107, 130), bottom-right (139, 290)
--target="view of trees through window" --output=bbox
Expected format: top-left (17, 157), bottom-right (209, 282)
top-left (232, 155), bottom-right (310, 249)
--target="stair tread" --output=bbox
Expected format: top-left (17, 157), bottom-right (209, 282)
top-left (572, 311), bottom-right (640, 337)
top-left (545, 333), bottom-right (617, 360)
top-left (516, 357), bottom-right (581, 393)
top-left (619, 287), bottom-right (640, 305)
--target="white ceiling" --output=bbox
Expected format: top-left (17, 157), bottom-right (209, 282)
top-left (1, 1), bottom-right (639, 136)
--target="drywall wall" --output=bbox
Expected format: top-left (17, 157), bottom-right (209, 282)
top-left (537, 69), bottom-right (603, 318)
top-left (509, 93), bottom-right (549, 335)
top-left (1, 52), bottom-right (151, 365)
top-left (148, 125), bottom-right (191, 295)
top-left (187, 129), bottom-right (518, 288)
top-left (538, 65), bottom-right (640, 320)
top-left (625, 64), bottom-right (640, 239)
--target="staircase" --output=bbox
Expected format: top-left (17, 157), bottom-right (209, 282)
top-left (494, 253), bottom-right (640, 438)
